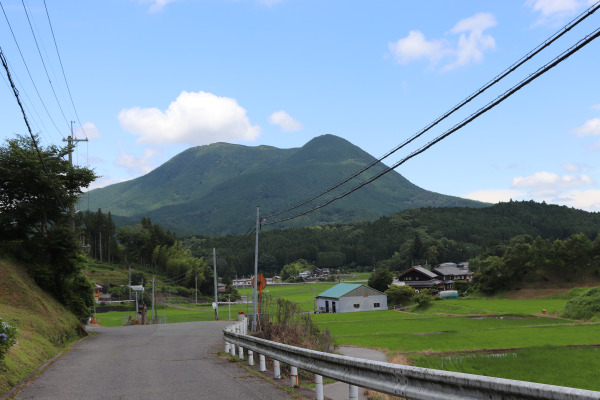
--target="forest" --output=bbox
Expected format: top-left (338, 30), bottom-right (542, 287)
top-left (76, 200), bottom-right (600, 296)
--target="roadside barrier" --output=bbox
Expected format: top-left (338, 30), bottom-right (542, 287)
top-left (223, 319), bottom-right (600, 400)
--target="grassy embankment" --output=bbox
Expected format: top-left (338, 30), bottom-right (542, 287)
top-left (313, 295), bottom-right (600, 391)
top-left (0, 259), bottom-right (82, 395)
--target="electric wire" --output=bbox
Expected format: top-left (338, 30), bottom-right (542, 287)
top-left (0, 0), bottom-right (65, 140)
top-left (263, 25), bottom-right (600, 226)
top-left (263, 0), bottom-right (600, 220)
top-left (42, 0), bottom-right (87, 139)
top-left (21, 0), bottom-right (70, 130)
top-left (1, 47), bottom-right (64, 208)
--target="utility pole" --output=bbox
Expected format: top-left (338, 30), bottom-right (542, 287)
top-left (128, 264), bottom-right (132, 300)
top-left (213, 248), bottom-right (219, 320)
top-left (195, 275), bottom-right (197, 304)
top-left (252, 206), bottom-right (259, 332)
top-left (62, 122), bottom-right (88, 232)
top-left (152, 276), bottom-right (155, 324)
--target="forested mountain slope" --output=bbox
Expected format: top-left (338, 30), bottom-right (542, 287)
top-left (87, 134), bottom-right (485, 235)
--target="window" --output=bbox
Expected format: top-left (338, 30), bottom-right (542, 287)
top-left (374, 303), bottom-right (380, 308)
top-left (354, 304), bottom-right (360, 309)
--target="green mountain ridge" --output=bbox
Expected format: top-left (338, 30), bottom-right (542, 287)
top-left (86, 134), bottom-right (486, 234)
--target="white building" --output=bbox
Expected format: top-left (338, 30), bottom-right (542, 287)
top-left (316, 283), bottom-right (387, 313)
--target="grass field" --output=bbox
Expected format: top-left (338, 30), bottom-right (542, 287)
top-left (412, 346), bottom-right (600, 391)
top-left (312, 295), bottom-right (600, 391)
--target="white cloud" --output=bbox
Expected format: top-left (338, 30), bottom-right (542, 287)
top-left (547, 189), bottom-right (600, 211)
top-left (388, 13), bottom-right (496, 70)
top-left (87, 176), bottom-right (127, 191)
top-left (570, 117), bottom-right (600, 137)
top-left (74, 122), bottom-right (101, 140)
top-left (444, 13), bottom-right (497, 70)
top-left (141, 0), bottom-right (176, 13)
top-left (465, 189), bottom-right (526, 204)
top-left (119, 91), bottom-right (261, 146)
top-left (591, 104), bottom-right (600, 110)
top-left (562, 163), bottom-right (580, 173)
top-left (116, 147), bottom-right (160, 176)
top-left (511, 171), bottom-right (594, 197)
top-left (526, 0), bottom-right (589, 25)
top-left (388, 30), bottom-right (446, 65)
top-left (268, 110), bottom-right (304, 132)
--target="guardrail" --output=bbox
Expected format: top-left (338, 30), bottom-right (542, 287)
top-left (223, 320), bottom-right (600, 400)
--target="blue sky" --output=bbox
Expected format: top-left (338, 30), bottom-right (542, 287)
top-left (1, 0), bottom-right (600, 212)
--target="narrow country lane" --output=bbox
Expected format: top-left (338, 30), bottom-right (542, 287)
top-left (14, 321), bottom-right (292, 400)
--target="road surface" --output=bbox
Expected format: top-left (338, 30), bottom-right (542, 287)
top-left (14, 321), bottom-right (292, 400)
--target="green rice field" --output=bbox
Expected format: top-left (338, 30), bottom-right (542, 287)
top-left (92, 283), bottom-right (600, 391)
top-left (412, 346), bottom-right (600, 391)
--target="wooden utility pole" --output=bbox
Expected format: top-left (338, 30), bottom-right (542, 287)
top-left (63, 122), bottom-right (88, 231)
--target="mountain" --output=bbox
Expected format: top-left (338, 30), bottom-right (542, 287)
top-left (85, 135), bottom-right (487, 235)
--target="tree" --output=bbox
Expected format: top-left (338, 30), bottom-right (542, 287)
top-left (0, 134), bottom-right (96, 240)
top-left (368, 268), bottom-right (393, 292)
top-left (0, 134), bottom-right (97, 321)
top-left (384, 284), bottom-right (414, 306)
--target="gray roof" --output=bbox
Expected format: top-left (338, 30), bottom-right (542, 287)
top-left (433, 264), bottom-right (473, 277)
top-left (411, 266), bottom-right (439, 279)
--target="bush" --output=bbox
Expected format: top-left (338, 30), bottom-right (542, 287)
top-left (0, 318), bottom-right (18, 362)
top-left (561, 287), bottom-right (600, 320)
top-left (413, 292), bottom-right (433, 308)
top-left (385, 285), bottom-right (415, 306)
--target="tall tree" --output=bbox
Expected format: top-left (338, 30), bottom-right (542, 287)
top-left (0, 134), bottom-right (97, 321)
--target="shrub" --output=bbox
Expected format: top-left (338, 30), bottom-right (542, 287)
top-left (561, 287), bottom-right (600, 320)
top-left (0, 318), bottom-right (18, 362)
top-left (413, 292), bottom-right (433, 308)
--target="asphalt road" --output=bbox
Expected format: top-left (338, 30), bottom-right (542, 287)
top-left (14, 322), bottom-right (292, 400)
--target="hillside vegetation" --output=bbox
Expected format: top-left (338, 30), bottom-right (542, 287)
top-left (86, 134), bottom-right (485, 235)
top-left (0, 259), bottom-right (82, 395)
top-left (184, 200), bottom-right (600, 279)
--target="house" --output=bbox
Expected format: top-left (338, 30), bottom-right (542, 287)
top-left (396, 266), bottom-right (443, 291)
top-left (316, 283), bottom-right (387, 313)
top-left (432, 262), bottom-right (474, 290)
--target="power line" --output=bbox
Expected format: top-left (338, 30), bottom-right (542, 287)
top-left (42, 0), bottom-right (87, 139)
top-left (263, 0), bottom-right (600, 220)
top-left (263, 25), bottom-right (600, 227)
top-left (0, 0), bottom-right (65, 140)
top-left (21, 0), bottom-right (71, 130)
top-left (0, 47), bottom-right (64, 208)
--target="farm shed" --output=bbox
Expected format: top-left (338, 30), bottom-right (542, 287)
top-left (316, 283), bottom-right (387, 313)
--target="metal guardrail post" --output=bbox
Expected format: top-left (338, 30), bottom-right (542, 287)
top-left (248, 350), bottom-right (254, 366)
top-left (349, 384), bottom-right (359, 400)
top-left (315, 374), bottom-right (324, 400)
top-left (238, 346), bottom-right (244, 360)
top-left (290, 366), bottom-right (299, 388)
top-left (273, 360), bottom-right (281, 379)
top-left (225, 342), bottom-right (230, 353)
top-left (259, 354), bottom-right (266, 372)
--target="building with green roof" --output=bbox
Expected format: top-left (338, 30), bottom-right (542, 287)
top-left (316, 283), bottom-right (387, 313)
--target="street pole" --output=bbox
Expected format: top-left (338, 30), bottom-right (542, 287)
top-left (228, 294), bottom-right (231, 320)
top-left (62, 123), bottom-right (88, 232)
top-left (252, 206), bottom-right (259, 332)
top-left (213, 248), bottom-right (219, 320)
top-left (152, 276), bottom-right (155, 324)
top-left (195, 274), bottom-right (197, 304)
top-left (128, 264), bottom-right (131, 300)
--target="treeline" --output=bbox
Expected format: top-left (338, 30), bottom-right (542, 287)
top-left (471, 233), bottom-right (600, 294)
top-left (183, 201), bottom-right (600, 279)
top-left (77, 212), bottom-right (214, 293)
